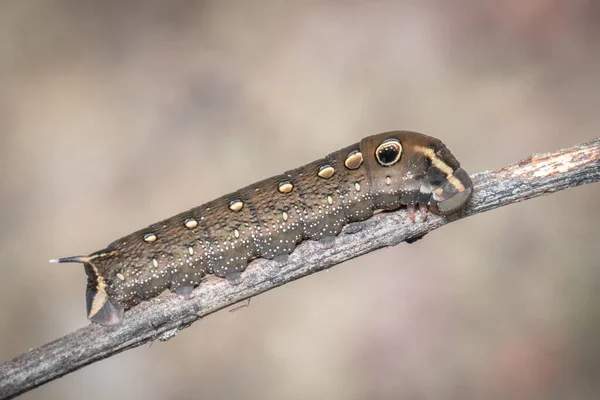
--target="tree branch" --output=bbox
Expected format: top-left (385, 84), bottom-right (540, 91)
top-left (1, 138), bottom-right (599, 399)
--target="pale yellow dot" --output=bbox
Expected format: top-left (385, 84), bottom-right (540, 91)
top-left (278, 181), bottom-right (294, 193)
top-left (143, 233), bottom-right (157, 243)
top-left (152, 258), bottom-right (158, 268)
top-left (229, 200), bottom-right (244, 212)
top-left (386, 176), bottom-right (392, 186)
top-left (184, 218), bottom-right (198, 229)
top-left (234, 229), bottom-right (240, 238)
top-left (282, 211), bottom-right (288, 221)
top-left (116, 273), bottom-right (125, 281)
top-left (317, 165), bottom-right (335, 179)
top-left (355, 182), bottom-right (361, 191)
top-left (188, 247), bottom-right (194, 255)
top-left (327, 195), bottom-right (333, 205)
top-left (344, 150), bottom-right (363, 170)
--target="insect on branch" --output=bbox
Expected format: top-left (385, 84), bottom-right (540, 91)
top-left (0, 137), bottom-right (599, 399)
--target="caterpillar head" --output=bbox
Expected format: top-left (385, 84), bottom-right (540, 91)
top-left (362, 131), bottom-right (473, 215)
top-left (50, 249), bottom-right (124, 326)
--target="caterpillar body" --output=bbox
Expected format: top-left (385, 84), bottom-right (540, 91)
top-left (52, 131), bottom-right (473, 326)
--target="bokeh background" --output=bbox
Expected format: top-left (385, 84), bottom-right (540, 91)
top-left (1, 1), bottom-right (599, 399)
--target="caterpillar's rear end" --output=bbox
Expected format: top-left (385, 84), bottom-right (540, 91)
top-left (52, 130), bottom-right (473, 326)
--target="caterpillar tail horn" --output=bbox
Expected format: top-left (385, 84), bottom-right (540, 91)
top-left (49, 255), bottom-right (91, 264)
top-left (50, 251), bottom-right (125, 326)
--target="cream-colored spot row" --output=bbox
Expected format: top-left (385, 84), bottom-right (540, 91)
top-left (143, 233), bottom-right (157, 243)
top-left (229, 199), bottom-right (244, 212)
top-left (278, 181), bottom-right (294, 193)
top-left (184, 218), bottom-right (198, 229)
top-left (344, 150), bottom-right (363, 170)
top-left (318, 165), bottom-right (335, 179)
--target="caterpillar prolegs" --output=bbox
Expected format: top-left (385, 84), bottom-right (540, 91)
top-left (51, 131), bottom-right (473, 326)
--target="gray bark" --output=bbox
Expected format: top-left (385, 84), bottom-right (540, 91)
top-left (0, 138), bottom-right (599, 399)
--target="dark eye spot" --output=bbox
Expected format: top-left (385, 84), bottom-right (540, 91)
top-left (375, 139), bottom-right (402, 166)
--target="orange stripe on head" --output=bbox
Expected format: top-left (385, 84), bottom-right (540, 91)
top-left (414, 146), bottom-right (454, 176)
top-left (447, 174), bottom-right (466, 192)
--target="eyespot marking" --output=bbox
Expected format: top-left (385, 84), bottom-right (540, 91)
top-left (229, 200), bottom-right (244, 212)
top-left (375, 138), bottom-right (402, 167)
top-left (184, 218), bottom-right (198, 229)
top-left (282, 211), bottom-right (288, 221)
top-left (152, 258), bottom-right (158, 268)
top-left (143, 233), bottom-right (157, 243)
top-left (344, 150), bottom-right (363, 170)
top-left (278, 181), bottom-right (294, 193)
top-left (355, 182), bottom-right (361, 191)
top-left (327, 195), bottom-right (333, 205)
top-left (188, 247), bottom-right (194, 255)
top-left (317, 165), bottom-right (335, 179)
top-left (116, 273), bottom-right (125, 281)
top-left (234, 229), bottom-right (240, 238)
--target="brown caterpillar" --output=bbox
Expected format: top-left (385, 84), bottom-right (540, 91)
top-left (51, 131), bottom-right (473, 326)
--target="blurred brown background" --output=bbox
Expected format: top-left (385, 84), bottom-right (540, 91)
top-left (1, 1), bottom-right (599, 399)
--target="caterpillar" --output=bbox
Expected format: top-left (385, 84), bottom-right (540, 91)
top-left (51, 131), bottom-right (473, 326)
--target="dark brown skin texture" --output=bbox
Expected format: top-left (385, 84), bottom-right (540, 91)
top-left (54, 130), bottom-right (473, 326)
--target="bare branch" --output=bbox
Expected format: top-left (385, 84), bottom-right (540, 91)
top-left (1, 138), bottom-right (598, 399)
